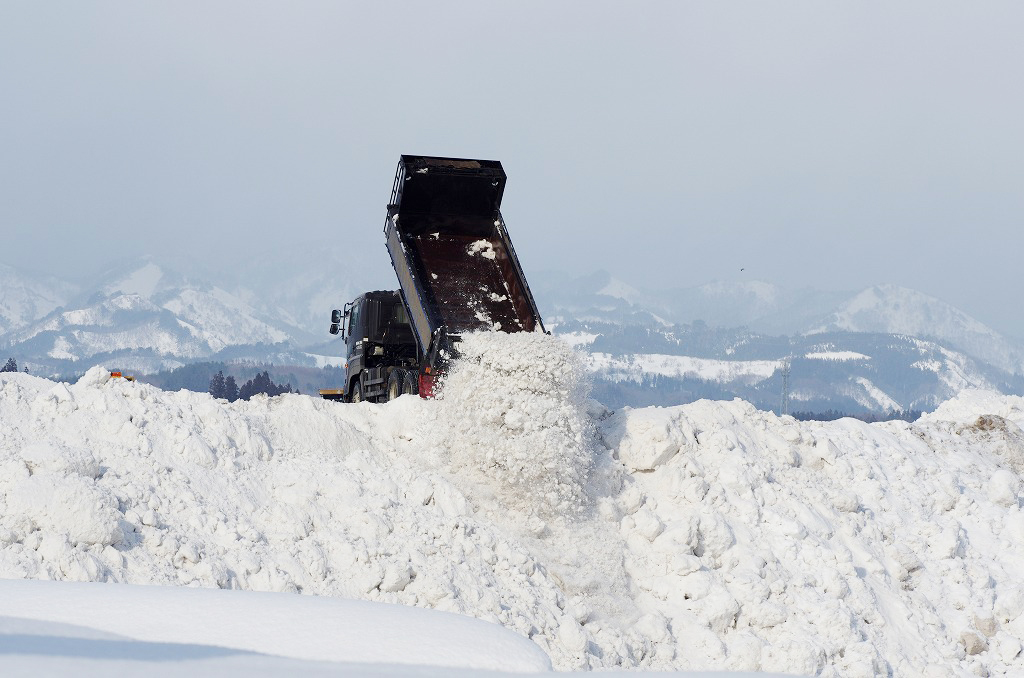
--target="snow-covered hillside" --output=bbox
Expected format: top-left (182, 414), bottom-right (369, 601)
top-left (0, 263), bottom-right (77, 335)
top-left (2, 259), bottom-right (1021, 415)
top-left (222, 243), bottom-right (400, 340)
top-left (1, 261), bottom-right (306, 375)
top-left (810, 284), bottom-right (1024, 375)
top-left (557, 321), bottom-right (1012, 413)
top-left (2, 332), bottom-right (1023, 676)
top-left (538, 274), bottom-right (1024, 377)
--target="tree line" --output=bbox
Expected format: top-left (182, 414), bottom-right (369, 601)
top-left (143, 361), bottom-right (342, 398)
top-left (791, 408), bottom-right (922, 423)
top-left (208, 370), bottom-right (296, 401)
top-left (1, 358), bottom-right (27, 373)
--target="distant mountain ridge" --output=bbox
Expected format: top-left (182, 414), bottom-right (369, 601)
top-left (0, 264), bottom-right (78, 336)
top-left (0, 259), bottom-right (312, 375)
top-left (808, 284), bottom-right (1024, 375)
top-left (1, 258), bottom-right (1021, 413)
top-left (534, 271), bottom-right (1024, 376)
top-left (552, 315), bottom-right (1019, 413)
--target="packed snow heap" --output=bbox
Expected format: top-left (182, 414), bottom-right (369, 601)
top-left (1, 331), bottom-right (1023, 676)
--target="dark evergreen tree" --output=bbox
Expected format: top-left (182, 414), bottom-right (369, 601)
top-left (2, 358), bottom-right (16, 373)
top-left (238, 372), bottom-right (259, 401)
top-left (238, 371), bottom-right (292, 401)
top-left (209, 371), bottom-right (226, 399)
top-left (23, 366), bottom-right (28, 374)
top-left (224, 375), bottom-right (239, 402)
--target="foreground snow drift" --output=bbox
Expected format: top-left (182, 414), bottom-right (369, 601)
top-left (0, 583), bottom-right (790, 678)
top-left (1, 333), bottom-right (1024, 676)
top-left (0, 578), bottom-right (549, 673)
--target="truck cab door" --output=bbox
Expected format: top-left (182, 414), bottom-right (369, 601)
top-left (343, 301), bottom-right (364, 393)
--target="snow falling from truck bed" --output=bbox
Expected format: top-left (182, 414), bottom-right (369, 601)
top-left (429, 331), bottom-right (595, 519)
top-left (1, 333), bottom-right (1024, 675)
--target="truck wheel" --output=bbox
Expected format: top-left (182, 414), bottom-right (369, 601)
top-left (349, 381), bottom-right (363, 403)
top-left (387, 369), bottom-right (406, 402)
top-left (402, 371), bottom-right (418, 396)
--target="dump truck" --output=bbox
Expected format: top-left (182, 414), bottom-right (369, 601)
top-left (319, 155), bottom-right (545, 403)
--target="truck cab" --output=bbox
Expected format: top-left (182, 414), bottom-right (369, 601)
top-left (323, 290), bottom-right (419, 403)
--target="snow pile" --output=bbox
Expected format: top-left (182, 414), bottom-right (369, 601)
top-left (601, 393), bottom-right (1024, 675)
top-left (0, 365), bottom-right (592, 669)
top-left (2, 354), bottom-right (1024, 675)
top-left (922, 389), bottom-right (1024, 476)
top-left (430, 331), bottom-right (595, 520)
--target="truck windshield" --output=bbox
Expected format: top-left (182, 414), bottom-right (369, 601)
top-left (347, 304), bottom-right (360, 340)
top-left (391, 302), bottom-right (409, 326)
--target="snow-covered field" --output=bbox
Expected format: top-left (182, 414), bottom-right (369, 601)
top-left (586, 352), bottom-right (782, 384)
top-left (2, 332), bottom-right (1024, 676)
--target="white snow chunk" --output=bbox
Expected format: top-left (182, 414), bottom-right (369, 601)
top-left (466, 240), bottom-right (496, 259)
top-left (603, 407), bottom-right (689, 471)
top-left (75, 365), bottom-right (112, 388)
top-left (20, 442), bottom-right (99, 478)
top-left (989, 469), bottom-right (1021, 507)
top-left (7, 474), bottom-right (123, 546)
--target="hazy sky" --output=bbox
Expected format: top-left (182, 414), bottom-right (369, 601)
top-left (2, 2), bottom-right (1022, 336)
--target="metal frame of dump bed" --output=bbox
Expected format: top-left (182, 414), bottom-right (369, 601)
top-left (384, 155), bottom-right (545, 367)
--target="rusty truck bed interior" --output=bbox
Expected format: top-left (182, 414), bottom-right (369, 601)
top-left (410, 232), bottom-right (537, 334)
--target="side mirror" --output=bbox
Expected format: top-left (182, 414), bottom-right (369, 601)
top-left (329, 323), bottom-right (340, 335)
top-left (331, 309), bottom-right (343, 324)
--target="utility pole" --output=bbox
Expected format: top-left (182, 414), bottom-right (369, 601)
top-left (780, 358), bottom-right (791, 416)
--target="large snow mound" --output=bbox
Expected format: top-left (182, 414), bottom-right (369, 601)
top-left (2, 339), bottom-right (1024, 675)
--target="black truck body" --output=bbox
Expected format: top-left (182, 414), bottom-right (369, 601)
top-left (322, 155), bottom-right (545, 403)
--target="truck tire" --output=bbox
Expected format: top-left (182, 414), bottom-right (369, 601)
top-left (349, 380), bottom-right (363, 403)
top-left (387, 369), bottom-right (406, 402)
top-left (402, 371), bottom-right (418, 396)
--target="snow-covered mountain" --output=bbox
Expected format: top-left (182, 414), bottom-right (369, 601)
top-left (808, 284), bottom-right (1024, 375)
top-left (2, 258), bottom-right (1021, 412)
top-left (0, 263), bottom-right (78, 335)
top-left (537, 272), bottom-right (1024, 377)
top-left (553, 315), bottom-right (1018, 413)
top-left (536, 272), bottom-right (841, 333)
top-left (220, 242), bottom-right (396, 341)
top-left (1, 260), bottom-right (306, 375)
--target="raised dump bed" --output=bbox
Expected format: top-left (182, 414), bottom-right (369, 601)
top-left (385, 155), bottom-right (544, 358)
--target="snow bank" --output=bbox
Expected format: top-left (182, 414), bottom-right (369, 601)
top-left (2, 351), bottom-right (1024, 675)
top-left (0, 364), bottom-right (585, 668)
top-left (0, 578), bottom-right (550, 671)
top-left (0, 601), bottom-right (789, 678)
top-left (596, 398), bottom-right (1024, 675)
top-left (924, 389), bottom-right (1024, 426)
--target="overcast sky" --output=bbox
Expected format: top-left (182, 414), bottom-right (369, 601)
top-left (1, 2), bottom-right (1022, 336)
